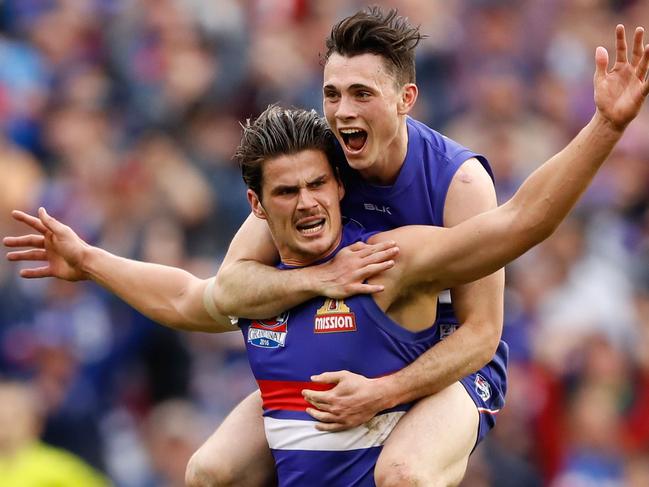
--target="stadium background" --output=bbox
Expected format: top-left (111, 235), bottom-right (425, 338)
top-left (1, 0), bottom-right (648, 485)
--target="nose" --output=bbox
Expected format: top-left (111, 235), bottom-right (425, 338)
top-left (297, 188), bottom-right (318, 210)
top-left (335, 94), bottom-right (356, 120)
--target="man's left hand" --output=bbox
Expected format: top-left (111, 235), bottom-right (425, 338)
top-left (594, 25), bottom-right (649, 130)
top-left (302, 370), bottom-right (391, 431)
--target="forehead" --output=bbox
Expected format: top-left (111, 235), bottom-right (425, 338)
top-left (262, 150), bottom-right (333, 187)
top-left (323, 52), bottom-right (397, 90)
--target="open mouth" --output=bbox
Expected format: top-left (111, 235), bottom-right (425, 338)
top-left (339, 128), bottom-right (367, 153)
top-left (296, 218), bottom-right (325, 235)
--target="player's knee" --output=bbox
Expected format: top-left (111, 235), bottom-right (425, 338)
top-left (185, 452), bottom-right (212, 487)
top-left (185, 449), bottom-right (235, 487)
top-left (375, 459), bottom-right (423, 487)
top-left (375, 458), bottom-right (466, 487)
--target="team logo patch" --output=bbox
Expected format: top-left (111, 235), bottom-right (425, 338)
top-left (438, 323), bottom-right (458, 340)
top-left (474, 374), bottom-right (492, 402)
top-left (314, 299), bottom-right (357, 333)
top-left (248, 312), bottom-right (289, 348)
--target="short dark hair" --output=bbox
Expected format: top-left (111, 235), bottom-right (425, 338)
top-left (234, 105), bottom-right (339, 198)
top-left (324, 6), bottom-right (423, 85)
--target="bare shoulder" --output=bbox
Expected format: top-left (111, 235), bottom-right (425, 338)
top-left (452, 157), bottom-right (493, 184)
top-left (445, 157), bottom-right (497, 226)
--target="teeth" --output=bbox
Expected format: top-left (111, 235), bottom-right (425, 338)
top-left (297, 219), bottom-right (325, 235)
top-left (340, 128), bottom-right (363, 134)
top-left (299, 223), bottom-right (324, 235)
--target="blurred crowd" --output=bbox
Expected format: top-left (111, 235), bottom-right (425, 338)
top-left (0, 0), bottom-right (648, 486)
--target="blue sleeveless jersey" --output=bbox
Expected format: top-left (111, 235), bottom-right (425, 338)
top-left (339, 117), bottom-right (496, 325)
top-left (339, 117), bottom-right (508, 443)
top-left (240, 222), bottom-right (507, 486)
top-left (340, 117), bottom-right (492, 229)
top-left (240, 222), bottom-right (439, 486)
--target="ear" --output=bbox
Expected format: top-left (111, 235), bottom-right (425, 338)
top-left (247, 189), bottom-right (267, 220)
top-left (397, 83), bottom-right (418, 115)
top-left (337, 178), bottom-right (345, 201)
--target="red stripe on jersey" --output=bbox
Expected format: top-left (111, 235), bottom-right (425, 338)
top-left (258, 380), bottom-right (335, 411)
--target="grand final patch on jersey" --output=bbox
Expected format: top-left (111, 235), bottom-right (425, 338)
top-left (314, 299), bottom-right (357, 333)
top-left (248, 312), bottom-right (289, 348)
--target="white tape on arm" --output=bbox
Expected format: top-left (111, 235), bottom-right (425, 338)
top-left (202, 277), bottom-right (239, 326)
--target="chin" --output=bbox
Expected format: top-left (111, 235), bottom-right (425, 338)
top-left (345, 155), bottom-right (372, 171)
top-left (301, 240), bottom-right (336, 262)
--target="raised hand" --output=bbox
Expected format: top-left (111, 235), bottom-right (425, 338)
top-left (594, 25), bottom-right (649, 130)
top-left (4, 208), bottom-right (90, 281)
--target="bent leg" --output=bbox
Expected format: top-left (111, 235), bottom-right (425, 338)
top-left (375, 382), bottom-right (479, 487)
top-left (186, 390), bottom-right (276, 487)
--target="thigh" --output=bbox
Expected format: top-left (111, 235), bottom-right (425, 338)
top-left (375, 382), bottom-right (479, 487)
top-left (187, 390), bottom-right (276, 487)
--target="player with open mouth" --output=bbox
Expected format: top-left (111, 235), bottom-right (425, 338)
top-left (339, 128), bottom-right (368, 154)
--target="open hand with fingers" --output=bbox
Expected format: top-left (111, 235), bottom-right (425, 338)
top-left (314, 240), bottom-right (399, 299)
top-left (4, 207), bottom-right (91, 281)
top-left (594, 25), bottom-right (649, 130)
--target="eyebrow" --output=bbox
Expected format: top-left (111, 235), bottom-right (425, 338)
top-left (308, 175), bottom-right (328, 185)
top-left (269, 174), bottom-right (329, 194)
top-left (323, 83), bottom-right (375, 92)
top-left (270, 184), bottom-right (298, 195)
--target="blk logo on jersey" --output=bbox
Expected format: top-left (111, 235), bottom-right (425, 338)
top-left (314, 299), bottom-right (357, 333)
top-left (363, 203), bottom-right (392, 215)
top-left (474, 374), bottom-right (492, 402)
top-left (248, 312), bottom-right (289, 348)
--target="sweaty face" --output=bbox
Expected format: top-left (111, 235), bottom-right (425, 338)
top-left (323, 53), bottom-right (412, 184)
top-left (249, 150), bottom-right (345, 266)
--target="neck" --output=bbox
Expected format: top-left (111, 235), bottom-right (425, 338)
top-left (358, 117), bottom-right (409, 185)
top-left (277, 232), bottom-right (344, 268)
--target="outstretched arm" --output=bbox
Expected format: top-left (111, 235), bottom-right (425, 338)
top-left (394, 25), bottom-right (649, 294)
top-left (4, 208), bottom-right (235, 332)
top-left (213, 213), bottom-right (399, 319)
top-left (302, 25), bottom-right (649, 428)
top-left (358, 27), bottom-right (648, 414)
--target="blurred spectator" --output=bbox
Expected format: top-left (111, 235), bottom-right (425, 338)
top-left (550, 382), bottom-right (626, 487)
top-left (0, 380), bottom-right (109, 486)
top-left (140, 399), bottom-right (210, 487)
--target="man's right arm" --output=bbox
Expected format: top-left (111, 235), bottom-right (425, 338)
top-left (213, 214), bottom-right (398, 318)
top-left (4, 208), bottom-right (236, 333)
